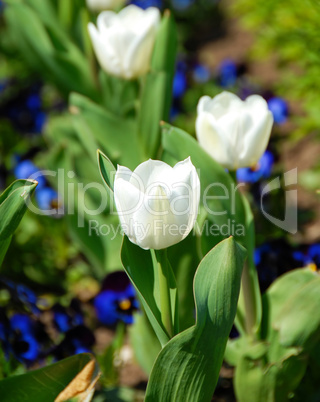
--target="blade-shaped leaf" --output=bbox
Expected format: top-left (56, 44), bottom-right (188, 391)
top-left (138, 11), bottom-right (177, 158)
top-left (273, 275), bottom-right (320, 349)
top-left (261, 267), bottom-right (317, 339)
top-left (97, 149), bottom-right (116, 192)
top-left (0, 180), bottom-right (37, 241)
top-left (0, 237), bottom-right (12, 267)
top-left (145, 237), bottom-right (246, 401)
top-left (161, 122), bottom-right (262, 336)
top-left (0, 353), bottom-right (99, 402)
top-left (70, 93), bottom-right (142, 169)
top-left (121, 236), bottom-right (178, 347)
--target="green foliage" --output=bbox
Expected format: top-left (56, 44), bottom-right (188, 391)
top-left (229, 268), bottom-right (320, 402)
top-left (0, 180), bottom-right (37, 265)
top-left (145, 237), bottom-right (246, 401)
top-left (4, 0), bottom-right (98, 100)
top-left (161, 122), bottom-right (262, 336)
top-left (121, 236), bottom-right (178, 347)
top-left (232, 0), bottom-right (320, 136)
top-left (138, 11), bottom-right (177, 158)
top-left (0, 353), bottom-right (99, 402)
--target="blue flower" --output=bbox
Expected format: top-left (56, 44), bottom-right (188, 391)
top-left (237, 150), bottom-right (274, 184)
top-left (33, 111), bottom-right (47, 133)
top-left (171, 0), bottom-right (194, 11)
top-left (94, 271), bottom-right (139, 326)
top-left (0, 79), bottom-right (7, 93)
top-left (0, 278), bottom-right (40, 314)
top-left (9, 314), bottom-right (42, 364)
top-left (26, 94), bottom-right (42, 111)
top-left (254, 243), bottom-right (271, 267)
top-left (53, 326), bottom-right (95, 360)
top-left (267, 97), bottom-right (288, 124)
top-left (14, 160), bottom-right (46, 189)
top-left (35, 187), bottom-right (60, 211)
top-left (308, 244), bottom-right (320, 266)
top-left (129, 0), bottom-right (162, 9)
top-left (53, 300), bottom-right (84, 333)
top-left (254, 240), bottom-right (301, 291)
top-left (218, 59), bottom-right (237, 88)
top-left (173, 62), bottom-right (188, 99)
top-left (293, 243), bottom-right (320, 270)
top-left (193, 64), bottom-right (211, 83)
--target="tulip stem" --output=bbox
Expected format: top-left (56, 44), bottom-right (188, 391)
top-left (153, 249), bottom-right (174, 338)
top-left (241, 261), bottom-right (257, 337)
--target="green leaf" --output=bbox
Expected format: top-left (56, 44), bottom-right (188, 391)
top-left (0, 238), bottom-right (12, 267)
top-left (97, 149), bottom-right (116, 192)
top-left (4, 2), bottom-right (98, 99)
top-left (70, 93), bottom-right (143, 169)
top-left (236, 194), bottom-right (262, 337)
top-left (121, 236), bottom-right (178, 347)
top-left (273, 274), bottom-right (320, 349)
top-left (138, 11), bottom-right (177, 158)
top-left (0, 180), bottom-right (37, 241)
top-left (161, 123), bottom-right (262, 337)
top-left (145, 237), bottom-right (246, 402)
top-left (129, 311), bottom-right (161, 376)
top-left (261, 267), bottom-right (317, 340)
top-left (0, 353), bottom-right (99, 402)
top-left (234, 348), bottom-right (307, 402)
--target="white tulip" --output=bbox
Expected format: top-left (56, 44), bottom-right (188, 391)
top-left (196, 91), bottom-right (274, 170)
top-left (114, 158), bottom-right (200, 250)
top-left (88, 5), bottom-right (160, 79)
top-left (86, 0), bottom-right (126, 12)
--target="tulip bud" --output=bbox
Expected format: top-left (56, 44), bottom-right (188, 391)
top-left (88, 5), bottom-right (160, 79)
top-left (196, 91), bottom-right (273, 170)
top-left (86, 0), bottom-right (126, 12)
top-left (114, 158), bottom-right (200, 250)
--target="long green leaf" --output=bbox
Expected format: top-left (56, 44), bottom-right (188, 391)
top-left (121, 236), bottom-right (178, 347)
top-left (97, 149), bottom-right (116, 192)
top-left (0, 353), bottom-right (99, 402)
top-left (70, 93), bottom-right (143, 169)
top-left (145, 237), bottom-right (246, 401)
top-left (0, 180), bottom-right (38, 241)
top-left (138, 11), bottom-right (177, 158)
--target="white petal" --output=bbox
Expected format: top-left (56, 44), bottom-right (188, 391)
top-left (88, 22), bottom-right (121, 76)
top-left (208, 91), bottom-right (243, 119)
top-left (132, 159), bottom-right (173, 190)
top-left (115, 164), bottom-right (133, 182)
top-left (196, 112), bottom-right (236, 169)
top-left (123, 9), bottom-right (160, 78)
top-left (245, 94), bottom-right (269, 111)
top-left (239, 111), bottom-right (273, 167)
top-left (170, 157), bottom-right (200, 240)
top-left (132, 185), bottom-right (183, 250)
top-left (197, 96), bottom-right (212, 114)
top-left (114, 177), bottom-right (143, 244)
